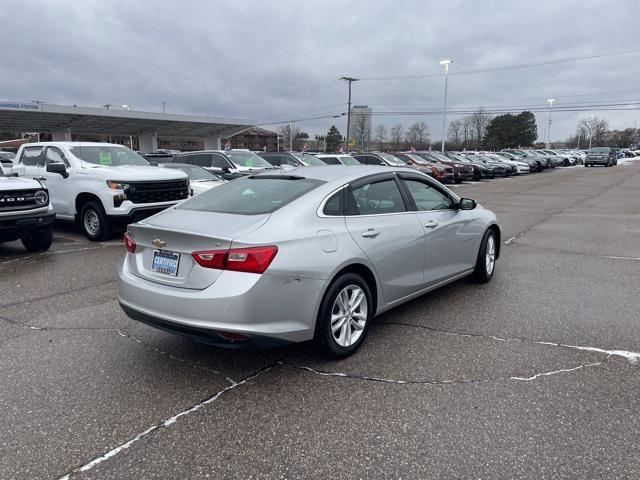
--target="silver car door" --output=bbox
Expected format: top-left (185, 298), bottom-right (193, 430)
top-left (344, 174), bottom-right (426, 304)
top-left (398, 174), bottom-right (478, 285)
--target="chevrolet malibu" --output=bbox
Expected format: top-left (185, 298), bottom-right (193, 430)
top-left (118, 166), bottom-right (500, 357)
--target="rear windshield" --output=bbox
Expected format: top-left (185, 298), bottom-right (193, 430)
top-left (177, 176), bottom-right (324, 215)
top-left (590, 147), bottom-right (611, 153)
top-left (70, 146), bottom-right (149, 166)
top-left (292, 152), bottom-right (327, 166)
top-left (381, 154), bottom-right (405, 165)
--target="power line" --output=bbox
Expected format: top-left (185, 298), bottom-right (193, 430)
top-left (359, 46), bottom-right (640, 81)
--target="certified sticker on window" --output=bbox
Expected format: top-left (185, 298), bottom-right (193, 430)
top-left (99, 152), bottom-right (112, 165)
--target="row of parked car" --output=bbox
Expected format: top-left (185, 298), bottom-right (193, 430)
top-left (0, 142), bottom-right (629, 251)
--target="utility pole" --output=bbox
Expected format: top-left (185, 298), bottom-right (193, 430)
top-left (288, 121), bottom-right (293, 151)
top-left (341, 76), bottom-right (359, 152)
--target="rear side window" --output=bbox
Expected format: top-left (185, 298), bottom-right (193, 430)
top-left (178, 177), bottom-right (324, 215)
top-left (349, 179), bottom-right (406, 215)
top-left (262, 154), bottom-right (282, 166)
top-left (20, 146), bottom-right (42, 166)
top-left (191, 154), bottom-right (211, 167)
top-left (323, 190), bottom-right (344, 216)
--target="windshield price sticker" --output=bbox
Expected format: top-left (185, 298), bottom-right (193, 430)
top-left (99, 152), bottom-right (112, 165)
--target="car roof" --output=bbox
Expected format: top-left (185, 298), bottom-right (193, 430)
top-left (251, 165), bottom-right (419, 183)
top-left (20, 141), bottom-right (134, 148)
top-left (315, 154), bottom-right (355, 158)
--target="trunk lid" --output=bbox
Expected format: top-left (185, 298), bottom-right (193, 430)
top-left (126, 210), bottom-right (270, 289)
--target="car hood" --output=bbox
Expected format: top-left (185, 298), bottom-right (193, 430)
top-left (80, 165), bottom-right (188, 181)
top-left (0, 176), bottom-right (44, 190)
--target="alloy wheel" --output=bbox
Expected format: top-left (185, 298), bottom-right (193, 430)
top-left (331, 285), bottom-right (368, 347)
top-left (485, 235), bottom-right (496, 275)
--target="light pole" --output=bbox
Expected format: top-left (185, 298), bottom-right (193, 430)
top-left (288, 121), bottom-right (293, 151)
top-left (439, 59), bottom-right (452, 153)
top-left (162, 101), bottom-right (166, 114)
top-left (545, 98), bottom-right (555, 149)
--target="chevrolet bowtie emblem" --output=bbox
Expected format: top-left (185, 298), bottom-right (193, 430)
top-left (152, 238), bottom-right (166, 248)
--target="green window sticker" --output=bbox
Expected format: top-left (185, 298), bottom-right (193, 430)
top-left (99, 152), bottom-right (112, 165)
top-left (246, 158), bottom-right (253, 167)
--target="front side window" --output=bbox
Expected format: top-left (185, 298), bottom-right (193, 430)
top-left (20, 146), bottom-right (42, 166)
top-left (178, 176), bottom-right (323, 215)
top-left (349, 179), bottom-right (406, 215)
top-left (191, 154), bottom-right (212, 168)
top-left (340, 155), bottom-right (360, 165)
top-left (45, 147), bottom-right (69, 166)
top-left (403, 179), bottom-right (452, 211)
top-left (211, 153), bottom-right (232, 168)
top-left (69, 146), bottom-right (149, 166)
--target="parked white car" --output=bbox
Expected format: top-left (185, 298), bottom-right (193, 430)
top-left (13, 142), bottom-right (189, 241)
top-left (483, 153), bottom-right (530, 174)
top-left (159, 163), bottom-right (226, 196)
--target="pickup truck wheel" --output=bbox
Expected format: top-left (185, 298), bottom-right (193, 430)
top-left (21, 228), bottom-right (53, 252)
top-left (80, 201), bottom-right (111, 241)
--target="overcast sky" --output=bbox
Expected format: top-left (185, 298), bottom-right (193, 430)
top-left (1, 0), bottom-right (639, 143)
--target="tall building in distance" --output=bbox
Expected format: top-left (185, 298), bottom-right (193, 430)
top-left (348, 105), bottom-right (372, 148)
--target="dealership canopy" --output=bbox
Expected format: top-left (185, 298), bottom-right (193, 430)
top-left (0, 101), bottom-right (256, 152)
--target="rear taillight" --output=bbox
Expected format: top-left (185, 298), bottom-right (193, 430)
top-left (124, 232), bottom-right (136, 253)
top-left (192, 246), bottom-right (278, 274)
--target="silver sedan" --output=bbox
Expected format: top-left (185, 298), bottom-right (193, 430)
top-left (118, 166), bottom-right (500, 357)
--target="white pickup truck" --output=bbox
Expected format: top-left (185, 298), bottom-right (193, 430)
top-left (13, 142), bottom-right (189, 241)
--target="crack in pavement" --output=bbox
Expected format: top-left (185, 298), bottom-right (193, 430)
top-left (499, 242), bottom-right (640, 261)
top-left (0, 314), bottom-right (116, 333)
top-left (116, 327), bottom-right (226, 379)
top-left (377, 321), bottom-right (640, 364)
top-left (281, 360), bottom-right (605, 386)
top-left (0, 280), bottom-right (117, 309)
top-left (56, 362), bottom-right (280, 480)
top-left (0, 242), bottom-right (122, 266)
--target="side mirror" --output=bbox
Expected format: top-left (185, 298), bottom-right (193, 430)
top-left (47, 162), bottom-right (69, 178)
top-left (459, 198), bottom-right (477, 210)
top-left (221, 166), bottom-right (231, 173)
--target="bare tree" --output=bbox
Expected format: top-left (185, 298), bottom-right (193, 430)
top-left (448, 119), bottom-right (462, 150)
top-left (390, 124), bottom-right (404, 150)
top-left (374, 124), bottom-right (387, 151)
top-left (470, 107), bottom-right (492, 149)
top-left (578, 116), bottom-right (610, 147)
top-left (277, 124), bottom-right (301, 151)
top-left (461, 117), bottom-right (474, 150)
top-left (406, 121), bottom-right (429, 149)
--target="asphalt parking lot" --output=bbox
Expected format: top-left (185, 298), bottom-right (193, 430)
top-left (2, 162), bottom-right (639, 479)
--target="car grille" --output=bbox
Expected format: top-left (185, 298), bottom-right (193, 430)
top-left (0, 189), bottom-right (41, 212)
top-left (127, 180), bottom-right (189, 204)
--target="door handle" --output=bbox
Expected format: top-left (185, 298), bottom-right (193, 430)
top-left (424, 221), bottom-right (439, 229)
top-left (361, 229), bottom-right (380, 238)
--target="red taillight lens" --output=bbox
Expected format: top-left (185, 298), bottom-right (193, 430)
top-left (191, 245), bottom-right (278, 274)
top-left (124, 232), bottom-right (136, 253)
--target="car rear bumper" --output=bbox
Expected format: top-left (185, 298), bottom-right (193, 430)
top-left (0, 211), bottom-right (55, 242)
top-left (586, 158), bottom-right (609, 165)
top-left (117, 256), bottom-right (323, 344)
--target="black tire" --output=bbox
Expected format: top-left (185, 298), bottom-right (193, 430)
top-left (473, 229), bottom-right (497, 283)
top-left (21, 228), bottom-right (53, 252)
top-left (563, 159), bottom-right (569, 167)
top-left (314, 273), bottom-right (373, 358)
top-left (79, 200), bottom-right (112, 241)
